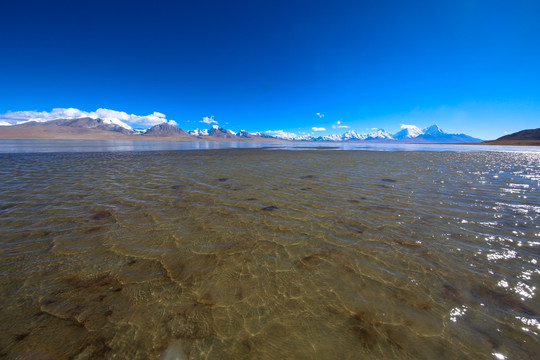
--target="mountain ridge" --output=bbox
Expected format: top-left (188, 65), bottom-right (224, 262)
top-left (143, 123), bottom-right (191, 137)
top-left (483, 128), bottom-right (540, 145)
top-left (0, 117), bottom-right (485, 143)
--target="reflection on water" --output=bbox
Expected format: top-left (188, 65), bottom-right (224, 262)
top-left (2, 139), bottom-right (540, 154)
top-left (0, 139), bottom-right (287, 153)
top-left (1, 149), bottom-right (539, 359)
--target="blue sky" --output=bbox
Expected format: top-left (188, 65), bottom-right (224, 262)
top-left (1, 0), bottom-right (539, 139)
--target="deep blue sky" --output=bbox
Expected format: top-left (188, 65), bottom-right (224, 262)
top-left (1, 0), bottom-right (539, 139)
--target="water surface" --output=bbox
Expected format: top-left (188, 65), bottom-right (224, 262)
top-left (1, 148), bottom-right (539, 359)
top-left (1, 138), bottom-right (540, 153)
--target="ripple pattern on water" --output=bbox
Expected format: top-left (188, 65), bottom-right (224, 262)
top-left (1, 149), bottom-right (539, 359)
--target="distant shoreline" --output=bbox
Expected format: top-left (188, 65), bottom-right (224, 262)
top-left (480, 140), bottom-right (540, 146)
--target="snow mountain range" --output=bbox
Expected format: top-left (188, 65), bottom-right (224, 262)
top-left (288, 124), bottom-right (482, 143)
top-left (3, 116), bottom-right (483, 143)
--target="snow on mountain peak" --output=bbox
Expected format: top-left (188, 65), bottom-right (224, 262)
top-left (366, 129), bottom-right (394, 139)
top-left (236, 129), bottom-right (258, 138)
top-left (0, 108), bottom-right (174, 130)
top-left (393, 124), bottom-right (423, 139)
top-left (100, 117), bottom-right (133, 131)
top-left (264, 130), bottom-right (298, 140)
top-left (342, 130), bottom-right (366, 140)
top-left (321, 134), bottom-right (343, 141)
top-left (423, 124), bottom-right (445, 136)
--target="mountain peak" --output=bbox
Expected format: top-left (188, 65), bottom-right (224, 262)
top-left (1, 116), bottom-right (482, 143)
top-left (209, 125), bottom-right (237, 138)
top-left (236, 129), bottom-right (256, 138)
top-left (144, 122), bottom-right (188, 137)
top-left (423, 124), bottom-right (445, 136)
top-left (366, 129), bottom-right (394, 140)
top-left (342, 130), bottom-right (365, 140)
top-left (393, 125), bottom-right (423, 139)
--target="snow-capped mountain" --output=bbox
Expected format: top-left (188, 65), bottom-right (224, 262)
top-left (0, 113), bottom-right (482, 143)
top-left (365, 129), bottom-right (394, 140)
top-left (236, 130), bottom-right (276, 139)
top-left (208, 124), bottom-right (236, 138)
top-left (422, 124), bottom-right (445, 137)
top-left (314, 129), bottom-right (394, 141)
top-left (393, 125), bottom-right (423, 139)
top-left (19, 117), bottom-right (135, 135)
top-left (392, 124), bottom-right (482, 143)
top-left (320, 134), bottom-right (344, 141)
top-left (236, 129), bottom-right (254, 138)
top-left (190, 126), bottom-right (274, 140)
top-left (263, 130), bottom-right (300, 140)
top-left (341, 130), bottom-right (366, 141)
top-left (260, 124), bottom-right (481, 143)
top-left (18, 115), bottom-right (134, 131)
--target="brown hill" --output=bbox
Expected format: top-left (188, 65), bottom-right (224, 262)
top-left (484, 128), bottom-right (540, 145)
top-left (143, 123), bottom-right (192, 138)
top-left (0, 123), bottom-right (139, 140)
top-left (28, 117), bottom-right (134, 135)
top-left (0, 120), bottom-right (281, 142)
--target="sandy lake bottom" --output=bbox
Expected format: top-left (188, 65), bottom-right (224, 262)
top-left (1, 148), bottom-right (539, 359)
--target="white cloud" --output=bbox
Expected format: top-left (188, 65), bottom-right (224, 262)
top-left (265, 130), bottom-right (298, 140)
top-left (94, 109), bottom-right (167, 127)
top-left (312, 127), bottom-right (326, 131)
top-left (200, 116), bottom-right (217, 124)
top-left (0, 108), bottom-right (169, 128)
top-left (168, 120), bottom-right (178, 126)
top-left (0, 121), bottom-right (11, 126)
top-left (316, 112), bottom-right (325, 118)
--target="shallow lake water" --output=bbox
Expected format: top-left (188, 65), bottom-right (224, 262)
top-left (1, 145), bottom-right (539, 359)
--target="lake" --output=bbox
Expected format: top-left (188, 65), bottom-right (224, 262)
top-left (1, 141), bottom-right (539, 359)
top-left (2, 138), bottom-right (540, 153)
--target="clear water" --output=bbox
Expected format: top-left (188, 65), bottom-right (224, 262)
top-left (1, 146), bottom-right (539, 359)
